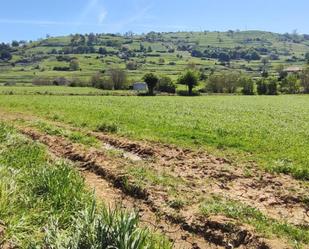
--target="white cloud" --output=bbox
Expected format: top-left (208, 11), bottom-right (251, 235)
top-left (111, 4), bottom-right (153, 31)
top-left (98, 9), bottom-right (108, 24)
top-left (78, 0), bottom-right (107, 26)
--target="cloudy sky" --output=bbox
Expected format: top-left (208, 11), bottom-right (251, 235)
top-left (1, 0), bottom-right (309, 42)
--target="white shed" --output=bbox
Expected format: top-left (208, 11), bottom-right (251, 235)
top-left (133, 82), bottom-right (148, 91)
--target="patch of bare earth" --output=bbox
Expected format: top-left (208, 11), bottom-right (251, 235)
top-left (91, 131), bottom-right (309, 227)
top-left (17, 126), bottom-right (285, 249)
top-left (1, 112), bottom-right (307, 248)
top-left (0, 222), bottom-right (12, 249)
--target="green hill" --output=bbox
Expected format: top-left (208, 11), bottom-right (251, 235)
top-left (0, 30), bottom-right (309, 84)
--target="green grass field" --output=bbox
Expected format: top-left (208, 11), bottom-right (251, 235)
top-left (1, 94), bottom-right (308, 180)
top-left (0, 123), bottom-right (169, 248)
top-left (0, 85), bottom-right (136, 95)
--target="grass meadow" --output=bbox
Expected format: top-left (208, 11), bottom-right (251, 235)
top-left (0, 94), bottom-right (309, 180)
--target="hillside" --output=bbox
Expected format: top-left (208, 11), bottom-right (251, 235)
top-left (0, 30), bottom-right (309, 85)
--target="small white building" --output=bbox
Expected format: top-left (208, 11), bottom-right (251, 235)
top-left (283, 66), bottom-right (302, 74)
top-left (133, 82), bottom-right (148, 91)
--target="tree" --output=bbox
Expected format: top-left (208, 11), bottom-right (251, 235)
top-left (108, 68), bottom-right (127, 90)
top-left (300, 67), bottom-right (309, 93)
top-left (305, 52), bottom-right (309, 64)
top-left (240, 77), bottom-right (256, 95)
top-left (257, 77), bottom-right (279, 95)
top-left (90, 73), bottom-right (113, 90)
top-left (218, 52), bottom-right (230, 63)
top-left (11, 41), bottom-right (19, 47)
top-left (276, 64), bottom-right (288, 80)
top-left (256, 78), bottom-right (268, 95)
top-left (143, 73), bottom-right (159, 95)
top-left (157, 76), bottom-right (176, 93)
top-left (0, 50), bottom-right (12, 61)
top-left (98, 47), bottom-right (107, 55)
top-left (281, 74), bottom-right (300, 94)
top-left (261, 57), bottom-right (270, 77)
top-left (70, 59), bottom-right (80, 71)
top-left (206, 72), bottom-right (240, 93)
top-left (87, 33), bottom-right (96, 45)
top-left (0, 43), bottom-right (12, 61)
top-left (177, 71), bottom-right (198, 95)
top-left (267, 77), bottom-right (279, 95)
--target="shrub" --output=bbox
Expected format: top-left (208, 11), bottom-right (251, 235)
top-left (126, 61), bottom-right (138, 70)
top-left (206, 72), bottom-right (240, 93)
top-left (96, 123), bottom-right (118, 133)
top-left (177, 90), bottom-right (200, 96)
top-left (68, 78), bottom-right (88, 87)
top-left (157, 76), bottom-right (176, 93)
top-left (4, 81), bottom-right (16, 86)
top-left (90, 73), bottom-right (113, 90)
top-left (53, 66), bottom-right (70, 71)
top-left (69, 59), bottom-right (80, 71)
top-left (53, 77), bottom-right (69, 86)
top-left (32, 77), bottom-right (52, 86)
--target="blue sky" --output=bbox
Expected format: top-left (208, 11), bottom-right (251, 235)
top-left (1, 0), bottom-right (309, 42)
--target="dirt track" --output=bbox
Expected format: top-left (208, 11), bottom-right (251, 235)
top-left (0, 112), bottom-right (307, 248)
top-left (17, 125), bottom-right (294, 249)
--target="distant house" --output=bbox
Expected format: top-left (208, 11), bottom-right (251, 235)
top-left (133, 82), bottom-right (148, 91)
top-left (283, 66), bottom-right (302, 74)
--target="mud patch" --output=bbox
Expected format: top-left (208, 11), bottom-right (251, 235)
top-left (18, 127), bottom-right (274, 249)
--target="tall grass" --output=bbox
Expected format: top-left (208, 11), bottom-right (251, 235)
top-left (0, 123), bottom-right (170, 248)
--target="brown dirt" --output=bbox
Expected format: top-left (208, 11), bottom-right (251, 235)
top-left (82, 171), bottom-right (216, 249)
top-left (18, 126), bottom-right (282, 249)
top-left (0, 222), bottom-right (12, 249)
top-left (90, 131), bottom-right (309, 227)
top-left (0, 111), bottom-right (306, 248)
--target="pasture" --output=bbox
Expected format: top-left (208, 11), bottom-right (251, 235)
top-left (0, 94), bottom-right (309, 179)
top-left (1, 90), bottom-right (309, 248)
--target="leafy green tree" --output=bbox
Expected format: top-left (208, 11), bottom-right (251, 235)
top-left (70, 59), bottom-right (80, 71)
top-left (11, 41), bottom-right (19, 47)
top-left (206, 72), bottom-right (240, 93)
top-left (305, 52), bottom-right (309, 64)
top-left (143, 73), bottom-right (159, 95)
top-left (267, 77), bottom-right (279, 95)
top-left (256, 78), bottom-right (268, 95)
top-left (98, 47), bottom-right (107, 55)
top-left (240, 77), bottom-right (256, 95)
top-left (276, 64), bottom-right (288, 80)
top-left (157, 76), bottom-right (176, 93)
top-left (108, 68), bottom-right (127, 90)
top-left (218, 52), bottom-right (230, 63)
top-left (280, 74), bottom-right (300, 94)
top-left (177, 71), bottom-right (199, 95)
top-left (301, 67), bottom-right (309, 93)
top-left (261, 57), bottom-right (270, 78)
